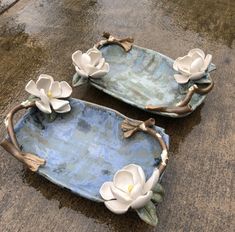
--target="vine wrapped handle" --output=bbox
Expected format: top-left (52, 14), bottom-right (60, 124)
top-left (121, 118), bottom-right (168, 175)
top-left (145, 79), bottom-right (214, 115)
top-left (1, 101), bottom-right (45, 172)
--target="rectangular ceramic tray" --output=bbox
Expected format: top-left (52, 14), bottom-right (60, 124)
top-left (1, 97), bottom-right (169, 226)
top-left (73, 33), bottom-right (216, 117)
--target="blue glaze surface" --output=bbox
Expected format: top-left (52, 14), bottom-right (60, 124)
top-left (14, 98), bottom-right (169, 202)
top-left (87, 45), bottom-right (216, 117)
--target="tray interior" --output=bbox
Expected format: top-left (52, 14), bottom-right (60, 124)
top-left (90, 45), bottom-right (206, 115)
top-left (14, 98), bottom-right (169, 202)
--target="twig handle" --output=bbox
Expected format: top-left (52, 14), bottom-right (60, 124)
top-left (121, 118), bottom-right (168, 175)
top-left (1, 101), bottom-right (45, 172)
top-left (95, 32), bottom-right (134, 52)
top-left (146, 79), bottom-right (214, 115)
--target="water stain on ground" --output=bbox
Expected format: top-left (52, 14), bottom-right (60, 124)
top-left (0, 18), bottom-right (46, 119)
top-left (155, 0), bottom-right (235, 47)
top-left (0, 20), bottom-right (28, 50)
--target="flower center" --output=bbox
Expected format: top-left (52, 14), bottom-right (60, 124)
top-left (47, 91), bottom-right (52, 98)
top-left (128, 184), bottom-right (134, 193)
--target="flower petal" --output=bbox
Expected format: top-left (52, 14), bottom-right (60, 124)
top-left (55, 103), bottom-right (71, 113)
top-left (201, 54), bottom-right (212, 71)
top-left (50, 98), bottom-right (69, 111)
top-left (35, 100), bottom-right (51, 114)
top-left (95, 62), bottom-right (109, 73)
top-left (38, 74), bottom-right (54, 82)
top-left (75, 66), bottom-right (88, 78)
top-left (110, 185), bottom-right (132, 203)
top-left (173, 57), bottom-right (182, 71)
top-left (50, 81), bottom-right (62, 98)
top-left (99, 182), bottom-right (115, 201)
top-left (178, 67), bottom-right (191, 76)
top-left (87, 47), bottom-right (102, 66)
top-left (25, 80), bottom-right (40, 97)
top-left (130, 183), bottom-right (143, 199)
top-left (102, 62), bottom-right (110, 72)
top-left (96, 58), bottom-right (105, 69)
top-left (143, 168), bottom-right (160, 193)
top-left (36, 74), bottom-right (54, 92)
top-left (80, 53), bottom-right (92, 73)
top-left (190, 57), bottom-right (204, 73)
top-left (174, 74), bottom-right (190, 84)
top-left (39, 88), bottom-right (50, 105)
top-left (123, 164), bottom-right (146, 186)
top-left (104, 200), bottom-right (130, 214)
top-left (189, 71), bottom-right (205, 80)
top-left (113, 170), bottom-right (134, 193)
top-left (188, 48), bottom-right (205, 59)
top-left (83, 64), bottom-right (99, 77)
top-left (190, 52), bottom-right (203, 61)
top-left (90, 63), bottom-right (110, 78)
top-left (130, 191), bottom-right (153, 209)
top-left (72, 50), bottom-right (83, 68)
top-left (60, 81), bottom-right (72, 98)
top-left (175, 55), bottom-right (192, 72)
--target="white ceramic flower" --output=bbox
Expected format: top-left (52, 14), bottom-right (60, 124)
top-left (72, 47), bottom-right (109, 78)
top-left (25, 74), bottom-right (72, 114)
top-left (173, 48), bottom-right (212, 84)
top-left (99, 164), bottom-right (160, 214)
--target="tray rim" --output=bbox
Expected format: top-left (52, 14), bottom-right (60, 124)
top-left (92, 44), bottom-right (211, 117)
top-left (2, 98), bottom-right (170, 203)
top-left (73, 33), bottom-right (215, 118)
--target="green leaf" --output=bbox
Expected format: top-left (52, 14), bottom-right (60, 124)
top-left (194, 74), bottom-right (212, 84)
top-left (208, 63), bottom-right (216, 72)
top-left (72, 73), bottom-right (88, 87)
top-left (27, 95), bottom-right (38, 102)
top-left (152, 183), bottom-right (165, 196)
top-left (151, 193), bottom-right (163, 203)
top-left (44, 110), bottom-right (57, 122)
top-left (136, 201), bottom-right (158, 227)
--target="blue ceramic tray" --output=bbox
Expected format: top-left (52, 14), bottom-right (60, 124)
top-left (3, 98), bottom-right (169, 202)
top-left (73, 34), bottom-right (216, 117)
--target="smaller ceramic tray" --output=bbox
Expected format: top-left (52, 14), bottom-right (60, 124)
top-left (73, 33), bottom-right (216, 117)
top-left (1, 96), bottom-right (169, 226)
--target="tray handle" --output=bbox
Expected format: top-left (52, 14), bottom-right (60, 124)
top-left (121, 118), bottom-right (168, 175)
top-left (145, 79), bottom-right (214, 115)
top-left (95, 32), bottom-right (134, 52)
top-left (1, 101), bottom-right (45, 172)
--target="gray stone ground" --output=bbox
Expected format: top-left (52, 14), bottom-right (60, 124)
top-left (0, 0), bottom-right (234, 231)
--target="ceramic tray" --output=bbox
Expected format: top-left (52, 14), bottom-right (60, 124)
top-left (73, 33), bottom-right (216, 117)
top-left (1, 97), bottom-right (169, 226)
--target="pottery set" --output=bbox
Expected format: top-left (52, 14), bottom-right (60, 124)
top-left (1, 33), bottom-right (216, 226)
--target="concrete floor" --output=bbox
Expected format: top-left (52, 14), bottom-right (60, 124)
top-left (0, 0), bottom-right (234, 231)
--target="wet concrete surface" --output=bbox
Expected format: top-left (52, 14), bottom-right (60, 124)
top-left (0, 0), bottom-right (19, 14)
top-left (0, 0), bottom-right (234, 231)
